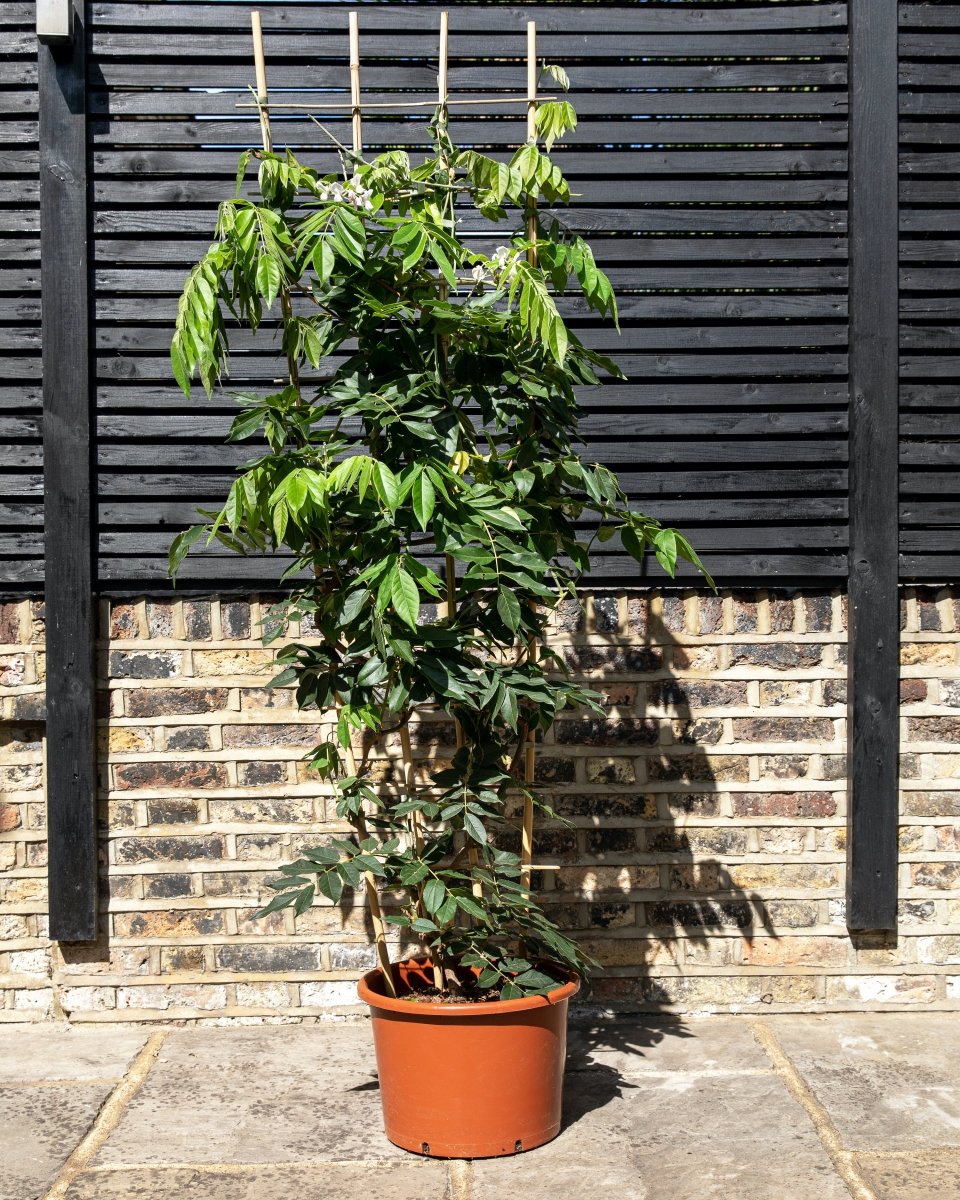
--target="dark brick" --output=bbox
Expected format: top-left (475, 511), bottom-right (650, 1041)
top-left (146, 798), bottom-right (201, 825)
top-left (908, 716), bottom-right (960, 742)
top-left (823, 679), bottom-right (847, 706)
top-left (114, 761), bottom-right (227, 790)
top-left (803, 594), bottom-right (834, 632)
top-left (587, 828), bottom-right (636, 853)
top-left (649, 827), bottom-right (748, 855)
top-left (900, 679), bottom-right (927, 704)
top-left (237, 761), bottom-right (287, 786)
top-left (0, 725), bottom-right (42, 753)
top-left (661, 594), bottom-right (686, 634)
top-left (732, 717), bottom-right (834, 742)
top-left (759, 754), bottom-right (810, 780)
top-left (162, 946), bottom-right (206, 971)
top-left (768, 595), bottom-right (796, 633)
top-left (222, 724), bottom-right (318, 749)
top-left (222, 601), bottom-right (252, 640)
top-left (553, 597), bottom-right (584, 633)
top-left (115, 836), bottom-right (224, 864)
top-left (0, 603), bottom-right (20, 644)
top-left (733, 592), bottom-right (758, 633)
top-left (554, 718), bottom-right (659, 747)
top-left (554, 793), bottom-right (656, 819)
top-left (589, 903), bottom-right (634, 929)
top-left (127, 687), bottom-right (229, 719)
top-left (146, 601), bottom-right (175, 638)
top-left (673, 718), bottom-right (723, 745)
top-left (214, 944), bottom-right (321, 972)
top-left (0, 803), bottom-right (20, 832)
top-left (650, 680), bottom-right (747, 709)
top-left (183, 600), bottom-right (212, 640)
top-left (820, 754), bottom-right (846, 781)
top-left (166, 726), bottom-right (211, 751)
top-left (731, 791), bottom-right (836, 818)
top-left (203, 871), bottom-right (266, 898)
top-left (697, 595), bottom-right (723, 634)
top-left (408, 720), bottom-right (457, 747)
top-left (110, 651), bottom-right (182, 679)
top-left (729, 643), bottom-right (823, 670)
top-left (648, 901), bottom-right (752, 930)
top-left (918, 589), bottom-right (942, 632)
top-left (10, 694), bottom-right (46, 721)
top-left (145, 873), bottom-right (194, 899)
top-left (665, 793), bottom-right (719, 817)
top-left (534, 756), bottom-right (576, 784)
top-left (592, 595), bottom-right (619, 633)
top-left (648, 755), bottom-right (748, 783)
top-left (627, 595), bottom-right (648, 635)
top-left (562, 644), bottom-right (664, 675)
top-left (109, 603), bottom-right (140, 641)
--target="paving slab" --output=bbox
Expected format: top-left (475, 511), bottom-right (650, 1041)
top-left (64, 1162), bottom-right (449, 1200)
top-left (768, 1014), bottom-right (960, 1151)
top-left (0, 1025), bottom-right (149, 1084)
top-left (854, 1152), bottom-right (960, 1200)
top-left (94, 1024), bottom-right (406, 1166)
top-left (0, 1084), bottom-right (112, 1200)
top-left (474, 1049), bottom-right (848, 1200)
top-left (566, 1016), bottom-right (770, 1077)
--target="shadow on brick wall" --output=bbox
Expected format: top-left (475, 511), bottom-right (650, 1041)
top-left (536, 594), bottom-right (777, 1127)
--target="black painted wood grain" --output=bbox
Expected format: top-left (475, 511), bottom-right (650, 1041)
top-left (846, 0), bottom-right (899, 933)
top-left (39, 0), bottom-right (98, 942)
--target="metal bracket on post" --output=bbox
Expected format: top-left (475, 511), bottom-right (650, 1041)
top-left (37, 0), bottom-right (74, 44)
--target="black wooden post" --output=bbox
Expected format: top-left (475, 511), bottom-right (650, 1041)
top-left (847, 0), bottom-right (899, 931)
top-left (39, 0), bottom-right (98, 941)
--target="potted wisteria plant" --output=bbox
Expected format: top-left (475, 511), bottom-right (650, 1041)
top-left (168, 78), bottom-right (710, 1157)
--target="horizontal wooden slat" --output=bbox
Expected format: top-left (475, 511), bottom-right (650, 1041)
top-left (92, 4), bottom-right (848, 35)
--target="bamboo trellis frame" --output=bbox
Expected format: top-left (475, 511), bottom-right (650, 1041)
top-left (248, 9), bottom-right (549, 993)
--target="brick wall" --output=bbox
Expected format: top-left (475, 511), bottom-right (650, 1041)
top-left (1, 588), bottom-right (959, 1021)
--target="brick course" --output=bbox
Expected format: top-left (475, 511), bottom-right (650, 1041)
top-left (2, 588), bottom-right (960, 1020)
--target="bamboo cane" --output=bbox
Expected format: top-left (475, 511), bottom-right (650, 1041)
top-left (236, 95), bottom-right (558, 111)
top-left (341, 734), bottom-right (398, 998)
top-left (339, 13), bottom-right (397, 998)
top-left (520, 20), bottom-right (539, 900)
top-left (249, 13), bottom-right (299, 395)
top-left (399, 722), bottom-right (444, 990)
top-left (436, 13), bottom-right (483, 911)
top-left (250, 11), bottom-right (272, 153)
top-left (349, 11), bottom-right (362, 158)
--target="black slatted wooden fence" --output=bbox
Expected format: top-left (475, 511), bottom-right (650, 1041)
top-left (0, 2), bottom-right (42, 586)
top-left (900, 2), bottom-right (960, 581)
top-left (4, 3), bottom-right (959, 591)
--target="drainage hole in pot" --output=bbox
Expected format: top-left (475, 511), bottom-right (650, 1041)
top-left (515, 1140), bottom-right (523, 1153)
top-left (421, 1143), bottom-right (430, 1155)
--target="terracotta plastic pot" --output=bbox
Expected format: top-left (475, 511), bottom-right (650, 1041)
top-left (358, 956), bottom-right (580, 1158)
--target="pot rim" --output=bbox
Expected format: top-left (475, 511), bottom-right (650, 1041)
top-left (358, 956), bottom-right (580, 1016)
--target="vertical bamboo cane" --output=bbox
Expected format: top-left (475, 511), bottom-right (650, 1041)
top-left (349, 11), bottom-right (362, 158)
top-left (250, 14), bottom-right (299, 395)
top-left (340, 735), bottom-right (397, 997)
top-left (340, 14), bottom-right (396, 997)
top-left (520, 21), bottom-right (538, 900)
top-left (251, 11), bottom-right (272, 153)
top-left (400, 722), bottom-right (444, 990)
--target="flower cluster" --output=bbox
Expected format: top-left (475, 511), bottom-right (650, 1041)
top-left (471, 245), bottom-right (518, 288)
top-left (318, 175), bottom-right (374, 210)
